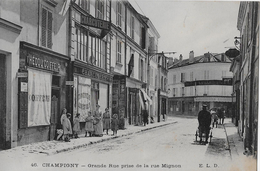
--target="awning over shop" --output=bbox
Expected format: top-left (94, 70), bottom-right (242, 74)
top-left (138, 91), bottom-right (145, 109)
top-left (140, 89), bottom-right (152, 104)
top-left (194, 96), bottom-right (232, 102)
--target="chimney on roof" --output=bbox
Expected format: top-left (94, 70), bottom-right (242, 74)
top-left (179, 54), bottom-right (183, 61)
top-left (204, 52), bottom-right (210, 62)
top-left (168, 57), bottom-right (173, 66)
top-left (189, 51), bottom-right (194, 63)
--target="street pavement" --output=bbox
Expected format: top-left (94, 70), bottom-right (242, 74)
top-left (0, 116), bottom-right (257, 171)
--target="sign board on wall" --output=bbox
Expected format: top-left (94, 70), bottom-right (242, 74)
top-left (27, 69), bottom-right (51, 126)
top-left (21, 82), bottom-right (28, 92)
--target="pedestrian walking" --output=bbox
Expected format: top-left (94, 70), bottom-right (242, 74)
top-left (118, 114), bottom-right (125, 129)
top-left (103, 108), bottom-right (110, 135)
top-left (93, 104), bottom-right (103, 137)
top-left (111, 114), bottom-right (119, 136)
top-left (60, 108), bottom-right (68, 141)
top-left (211, 111), bottom-right (218, 128)
top-left (63, 113), bottom-right (72, 142)
top-left (73, 113), bottom-right (81, 138)
top-left (85, 111), bottom-right (94, 137)
top-left (198, 104), bottom-right (211, 144)
top-left (143, 110), bottom-right (148, 126)
top-left (217, 107), bottom-right (225, 125)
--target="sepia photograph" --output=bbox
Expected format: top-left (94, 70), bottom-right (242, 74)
top-left (0, 0), bottom-right (258, 170)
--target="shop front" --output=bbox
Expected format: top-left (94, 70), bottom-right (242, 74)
top-left (73, 63), bottom-right (113, 134)
top-left (18, 42), bottom-right (69, 146)
top-left (112, 75), bottom-right (148, 127)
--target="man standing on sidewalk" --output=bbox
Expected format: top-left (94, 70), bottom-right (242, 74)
top-left (198, 104), bottom-right (212, 144)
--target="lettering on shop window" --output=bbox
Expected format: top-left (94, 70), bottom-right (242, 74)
top-left (28, 94), bottom-right (50, 102)
top-left (74, 67), bottom-right (113, 82)
top-left (27, 54), bottom-right (60, 72)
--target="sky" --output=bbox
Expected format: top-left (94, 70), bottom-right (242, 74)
top-left (128, 0), bottom-right (240, 59)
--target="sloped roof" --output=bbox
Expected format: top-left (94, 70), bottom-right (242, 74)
top-left (168, 53), bottom-right (231, 69)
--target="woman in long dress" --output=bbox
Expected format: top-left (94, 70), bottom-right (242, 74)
top-left (85, 111), bottom-right (94, 137)
top-left (103, 108), bottom-right (110, 135)
top-left (93, 104), bottom-right (103, 137)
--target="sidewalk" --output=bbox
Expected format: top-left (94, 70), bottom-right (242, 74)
top-left (0, 117), bottom-right (177, 158)
top-left (223, 118), bottom-right (257, 171)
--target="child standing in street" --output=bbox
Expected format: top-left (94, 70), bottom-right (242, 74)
top-left (111, 114), bottom-right (119, 136)
top-left (85, 111), bottom-right (94, 137)
top-left (73, 113), bottom-right (80, 138)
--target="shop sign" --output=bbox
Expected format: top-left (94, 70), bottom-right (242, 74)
top-left (21, 82), bottom-right (28, 92)
top-left (74, 66), bottom-right (113, 82)
top-left (185, 79), bottom-right (232, 87)
top-left (66, 81), bottom-right (74, 86)
top-left (81, 15), bottom-right (111, 31)
top-left (17, 72), bottom-right (28, 78)
top-left (27, 69), bottom-right (52, 127)
top-left (27, 53), bottom-right (60, 72)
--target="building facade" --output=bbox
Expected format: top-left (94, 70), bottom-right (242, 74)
top-left (168, 52), bottom-right (233, 116)
top-left (234, 1), bottom-right (259, 157)
top-left (146, 17), bottom-right (160, 123)
top-left (68, 0), bottom-right (113, 132)
top-left (110, 0), bottom-right (150, 127)
top-left (0, 0), bottom-right (70, 149)
top-left (0, 0), bottom-right (162, 149)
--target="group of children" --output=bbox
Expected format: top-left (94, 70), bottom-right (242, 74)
top-left (58, 106), bottom-right (120, 142)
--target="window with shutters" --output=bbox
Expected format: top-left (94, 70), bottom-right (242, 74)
top-left (41, 7), bottom-right (53, 49)
top-left (116, 1), bottom-right (122, 28)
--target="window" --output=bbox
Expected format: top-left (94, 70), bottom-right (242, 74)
top-left (41, 7), bottom-right (53, 49)
top-left (96, 0), bottom-right (104, 19)
top-left (139, 58), bottom-right (144, 81)
top-left (181, 73), bottom-right (185, 82)
top-left (140, 26), bottom-right (145, 49)
top-left (190, 87), bottom-right (193, 96)
top-left (173, 75), bottom-right (176, 84)
top-left (173, 88), bottom-right (176, 97)
top-left (76, 0), bottom-right (90, 12)
top-left (204, 70), bottom-right (209, 80)
top-left (87, 34), bottom-right (106, 69)
top-left (150, 66), bottom-right (153, 86)
top-left (155, 74), bottom-right (157, 88)
top-left (161, 77), bottom-right (163, 90)
top-left (117, 40), bottom-right (122, 63)
top-left (190, 72), bottom-right (193, 81)
top-left (116, 1), bottom-right (122, 27)
top-left (130, 16), bottom-right (135, 39)
top-left (88, 35), bottom-right (95, 64)
top-left (75, 25), bottom-right (88, 62)
top-left (164, 78), bottom-right (167, 91)
top-left (182, 87), bottom-right (185, 96)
